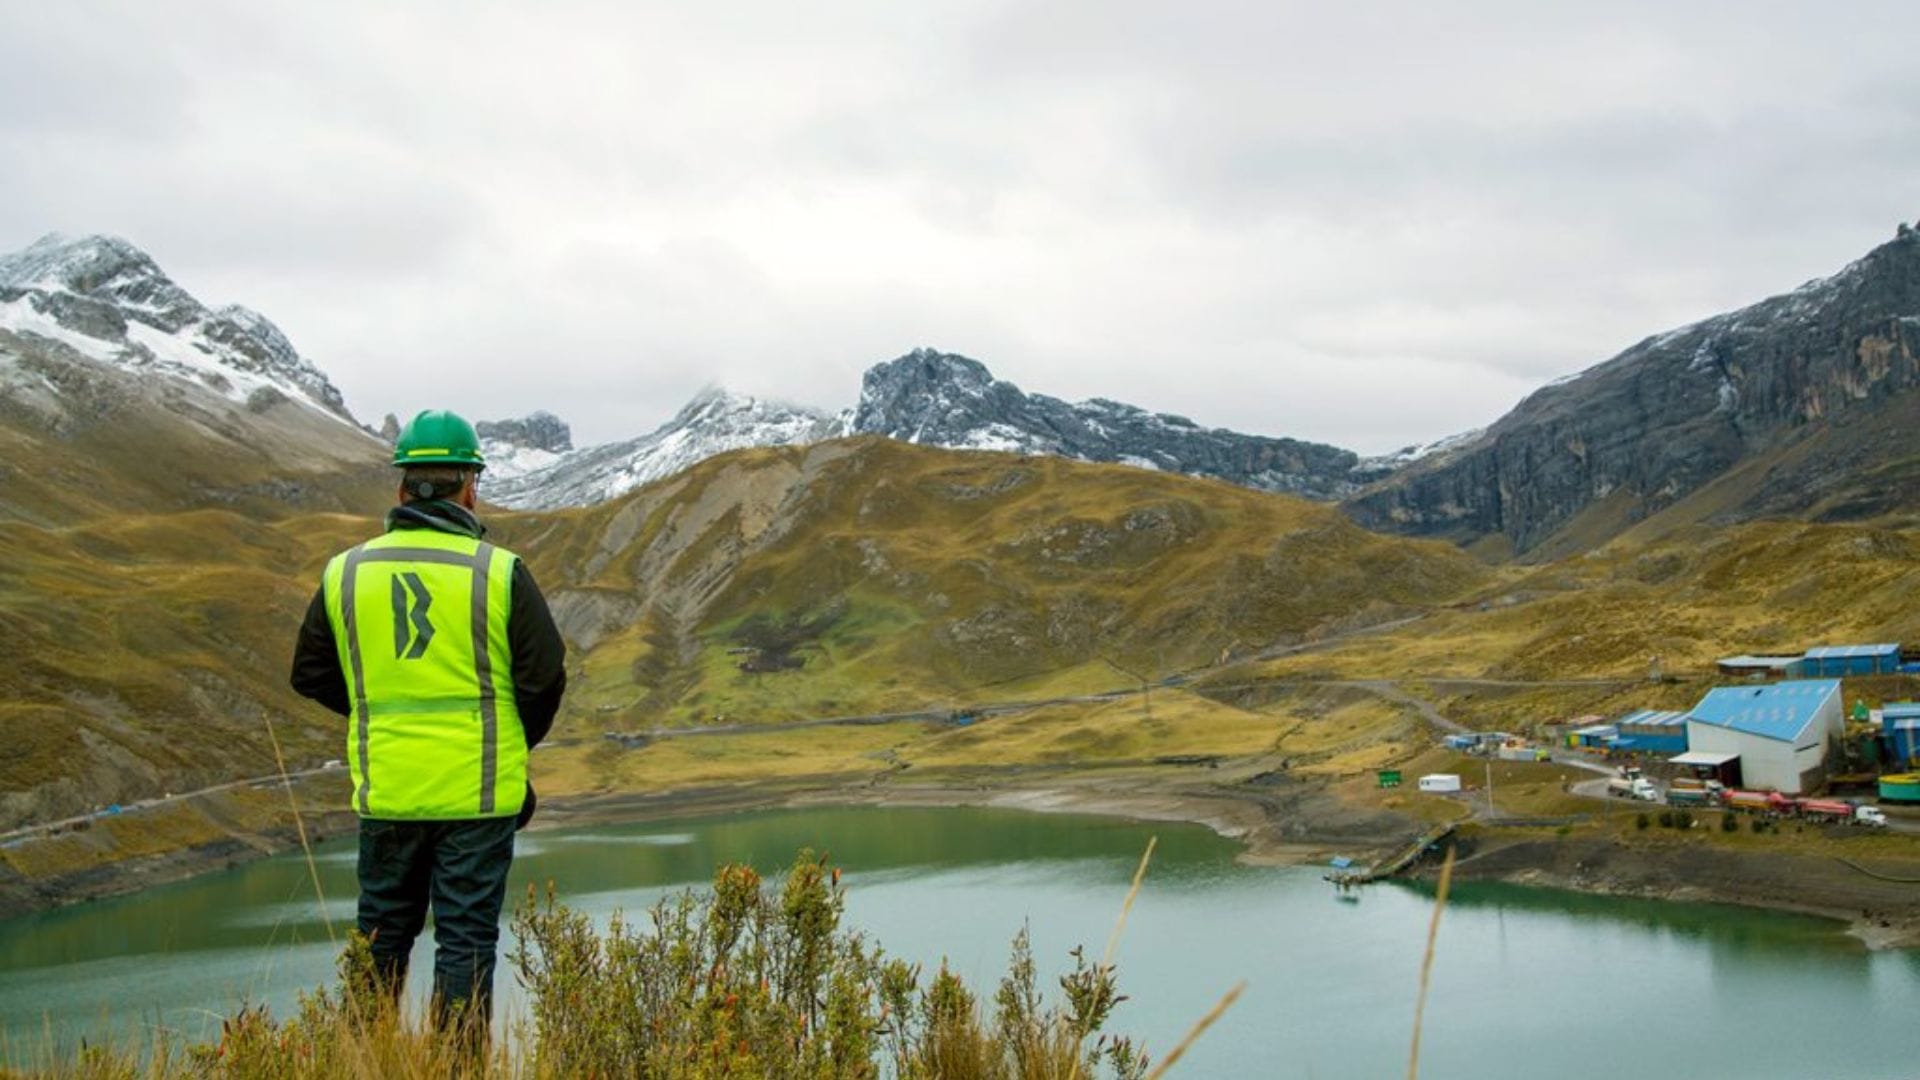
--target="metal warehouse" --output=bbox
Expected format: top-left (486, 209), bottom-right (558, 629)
top-left (1611, 710), bottom-right (1689, 755)
top-left (1715, 655), bottom-right (1805, 679)
top-left (1685, 680), bottom-right (1844, 794)
top-left (1800, 644), bottom-right (1901, 677)
top-left (1569, 723), bottom-right (1618, 751)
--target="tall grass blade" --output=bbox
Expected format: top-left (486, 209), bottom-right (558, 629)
top-left (1405, 845), bottom-right (1456, 1080)
top-left (1102, 834), bottom-right (1156, 972)
top-left (1142, 981), bottom-right (1244, 1080)
top-left (263, 713), bottom-right (334, 945)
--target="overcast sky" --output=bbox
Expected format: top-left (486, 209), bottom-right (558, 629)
top-left (4, 2), bottom-right (1917, 454)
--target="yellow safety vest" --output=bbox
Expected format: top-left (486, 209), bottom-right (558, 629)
top-left (322, 529), bottom-right (526, 819)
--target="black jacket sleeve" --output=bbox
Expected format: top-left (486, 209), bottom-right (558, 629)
top-left (508, 559), bottom-right (568, 748)
top-left (290, 585), bottom-right (351, 717)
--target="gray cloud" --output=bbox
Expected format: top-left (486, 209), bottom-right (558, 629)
top-left (3, 1), bottom-right (1918, 454)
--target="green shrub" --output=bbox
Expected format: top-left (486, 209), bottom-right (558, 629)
top-left (1635, 813), bottom-right (1650, 830)
top-left (510, 849), bottom-right (1149, 1079)
top-left (1750, 817), bottom-right (1768, 834)
top-left (1656, 810), bottom-right (1674, 829)
top-left (1672, 811), bottom-right (1694, 830)
top-left (123, 850), bottom-right (1152, 1079)
top-left (1720, 813), bottom-right (1739, 833)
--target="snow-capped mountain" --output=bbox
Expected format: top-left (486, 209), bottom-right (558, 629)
top-left (489, 349), bottom-right (1378, 510)
top-left (485, 388), bottom-right (847, 509)
top-left (0, 233), bottom-right (354, 424)
top-left (476, 410), bottom-right (574, 482)
top-left (852, 349), bottom-right (1364, 498)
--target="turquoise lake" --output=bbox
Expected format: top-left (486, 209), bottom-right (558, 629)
top-left (4, 805), bottom-right (1917, 1078)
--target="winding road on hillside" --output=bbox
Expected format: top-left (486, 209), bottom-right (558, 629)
top-left (0, 615), bottom-right (1655, 839)
top-left (0, 763), bottom-right (343, 846)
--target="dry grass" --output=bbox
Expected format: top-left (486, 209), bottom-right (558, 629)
top-left (1405, 847), bottom-right (1455, 1080)
top-left (904, 692), bottom-right (1282, 770)
top-left (0, 775), bottom-right (347, 883)
top-left (513, 438), bottom-right (1489, 733)
top-left (1250, 520), bottom-right (1920, 686)
top-left (531, 722), bottom-right (929, 797)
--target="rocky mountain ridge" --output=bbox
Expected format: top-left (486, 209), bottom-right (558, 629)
top-left (0, 233), bottom-right (383, 526)
top-left (853, 350), bottom-right (1371, 496)
top-left (476, 410), bottom-right (575, 481)
top-left (484, 388), bottom-right (848, 508)
top-left (486, 349), bottom-right (1379, 510)
top-left (1347, 220), bottom-right (1920, 556)
top-left (0, 233), bottom-right (354, 423)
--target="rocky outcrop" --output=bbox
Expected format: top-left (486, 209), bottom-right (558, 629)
top-left (478, 410), bottom-right (574, 455)
top-left (851, 349), bottom-right (1366, 499)
top-left (1346, 222), bottom-right (1920, 555)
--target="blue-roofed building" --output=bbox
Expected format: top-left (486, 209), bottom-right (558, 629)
top-left (1801, 644), bottom-right (1901, 678)
top-left (1569, 723), bottom-right (1618, 752)
top-left (1686, 680), bottom-right (1844, 794)
top-left (1715, 654), bottom-right (1806, 680)
top-left (1611, 710), bottom-right (1689, 755)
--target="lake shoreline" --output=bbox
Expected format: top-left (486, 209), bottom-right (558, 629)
top-left (6, 763), bottom-right (1919, 948)
top-left (534, 766), bottom-right (1920, 950)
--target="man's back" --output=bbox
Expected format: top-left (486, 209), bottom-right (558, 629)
top-left (289, 409), bottom-right (566, 1040)
top-left (322, 527), bottom-right (529, 820)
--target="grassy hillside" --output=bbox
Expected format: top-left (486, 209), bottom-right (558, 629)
top-left (0, 341), bottom-right (403, 828)
top-left (0, 510), bottom-right (367, 828)
top-left (0, 336), bottom-right (389, 527)
top-left (0, 437), bottom-right (1492, 830)
top-left (499, 437), bottom-right (1491, 731)
top-left (1250, 519), bottom-right (1920, 685)
top-left (12, 429), bottom-right (1920, 852)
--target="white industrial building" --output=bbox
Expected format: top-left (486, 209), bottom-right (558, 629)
top-left (1683, 680), bottom-right (1844, 794)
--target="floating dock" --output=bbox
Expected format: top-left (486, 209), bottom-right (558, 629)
top-left (1326, 823), bottom-right (1458, 888)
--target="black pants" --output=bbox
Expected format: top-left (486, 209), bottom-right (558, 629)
top-left (356, 816), bottom-right (516, 1030)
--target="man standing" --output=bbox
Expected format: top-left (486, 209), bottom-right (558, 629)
top-left (290, 408), bottom-right (567, 1039)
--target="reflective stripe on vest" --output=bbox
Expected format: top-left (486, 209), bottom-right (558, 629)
top-left (322, 531), bottom-right (526, 820)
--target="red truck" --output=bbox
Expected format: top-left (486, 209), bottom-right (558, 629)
top-left (1796, 799), bottom-right (1855, 822)
top-left (1722, 790), bottom-right (1794, 815)
top-left (1794, 798), bottom-right (1889, 826)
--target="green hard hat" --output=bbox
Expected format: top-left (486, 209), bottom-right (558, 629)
top-left (391, 409), bottom-right (486, 470)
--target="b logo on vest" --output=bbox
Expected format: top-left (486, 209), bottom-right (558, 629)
top-left (391, 572), bottom-right (435, 660)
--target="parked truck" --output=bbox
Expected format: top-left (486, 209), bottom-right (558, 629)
top-left (1723, 789), bottom-right (1795, 815)
top-left (1670, 776), bottom-right (1725, 796)
top-left (1666, 786), bottom-right (1716, 808)
top-left (1797, 799), bottom-right (1856, 823)
top-left (1796, 798), bottom-right (1889, 827)
top-left (1607, 776), bottom-right (1659, 801)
